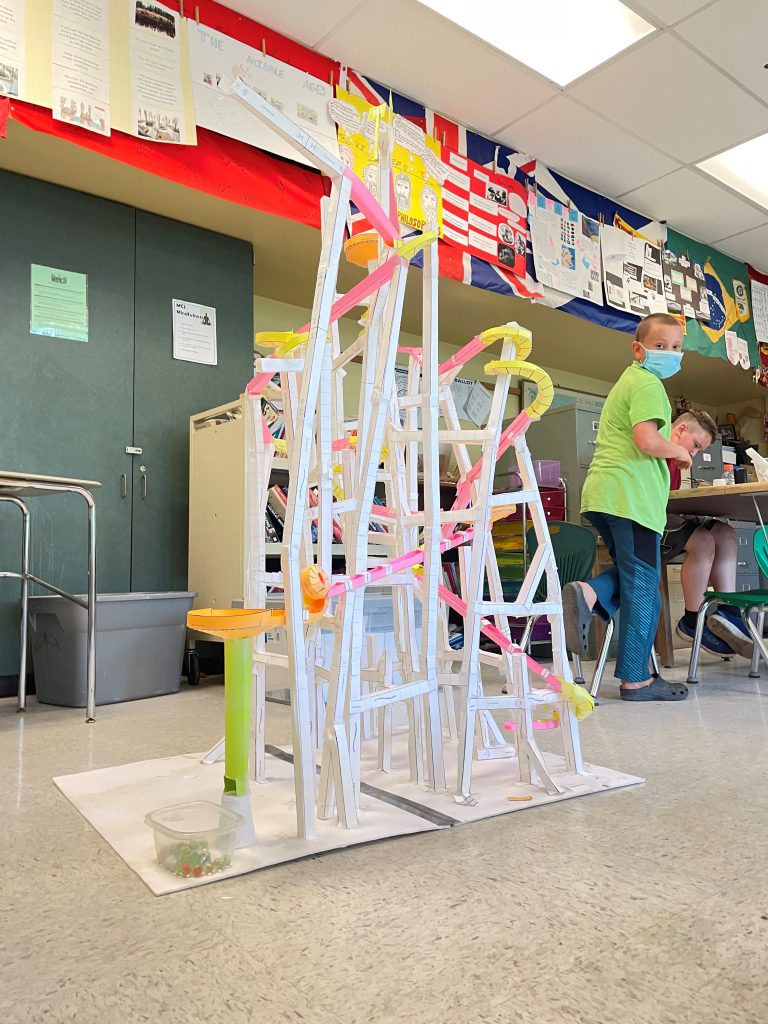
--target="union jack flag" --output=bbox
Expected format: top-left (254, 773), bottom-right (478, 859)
top-left (344, 69), bottom-right (543, 303)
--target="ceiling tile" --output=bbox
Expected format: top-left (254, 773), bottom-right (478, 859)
top-left (499, 96), bottom-right (679, 195)
top-left (569, 33), bottom-right (768, 164)
top-left (629, 0), bottom-right (713, 25)
top-left (677, 0), bottom-right (768, 104)
top-left (320, 0), bottom-right (557, 136)
top-left (217, 0), bottom-right (364, 48)
top-left (621, 167), bottom-right (768, 241)
top-left (715, 223), bottom-right (768, 272)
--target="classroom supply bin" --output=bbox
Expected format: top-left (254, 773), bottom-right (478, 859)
top-left (29, 592), bottom-right (195, 707)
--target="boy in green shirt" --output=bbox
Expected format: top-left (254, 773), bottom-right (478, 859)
top-left (564, 313), bottom-right (692, 701)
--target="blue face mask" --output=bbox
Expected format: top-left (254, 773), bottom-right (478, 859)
top-left (640, 345), bottom-right (683, 379)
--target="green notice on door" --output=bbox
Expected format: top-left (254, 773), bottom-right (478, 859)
top-left (30, 264), bottom-right (89, 342)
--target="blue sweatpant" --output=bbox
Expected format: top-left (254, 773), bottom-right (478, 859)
top-left (584, 512), bottom-right (661, 683)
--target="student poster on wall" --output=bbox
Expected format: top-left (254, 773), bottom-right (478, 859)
top-left (661, 246), bottom-right (710, 322)
top-left (52, 0), bottom-right (110, 136)
top-left (128, 1), bottom-right (194, 144)
top-left (528, 192), bottom-right (601, 305)
top-left (330, 88), bottom-right (445, 234)
top-left (13, 1), bottom-right (196, 144)
top-left (749, 266), bottom-right (768, 351)
top-left (600, 224), bottom-right (667, 316)
top-left (172, 298), bottom-right (217, 365)
top-left (30, 263), bottom-right (89, 342)
top-left (0, 0), bottom-right (24, 99)
top-left (187, 24), bottom-right (338, 167)
top-left (440, 147), bottom-right (528, 279)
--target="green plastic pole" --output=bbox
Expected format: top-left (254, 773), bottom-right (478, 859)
top-left (223, 637), bottom-right (251, 797)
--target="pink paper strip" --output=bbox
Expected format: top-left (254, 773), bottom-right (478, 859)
top-left (438, 334), bottom-right (483, 376)
top-left (246, 371), bottom-right (275, 397)
top-left (327, 528), bottom-right (473, 599)
top-left (436, 581), bottom-right (563, 694)
top-left (344, 167), bottom-right (400, 246)
top-left (444, 409), bottom-right (532, 537)
top-left (297, 254), bottom-right (399, 334)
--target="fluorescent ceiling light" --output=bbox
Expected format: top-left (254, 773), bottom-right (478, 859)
top-left (414, 0), bottom-right (655, 86)
top-left (698, 134), bottom-right (768, 211)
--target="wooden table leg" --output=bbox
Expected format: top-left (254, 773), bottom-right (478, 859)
top-left (655, 561), bottom-right (675, 669)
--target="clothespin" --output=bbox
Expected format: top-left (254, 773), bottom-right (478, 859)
top-left (262, 38), bottom-right (267, 56)
top-left (195, 5), bottom-right (200, 24)
top-left (599, 211), bottom-right (605, 225)
top-left (492, 146), bottom-right (498, 175)
top-left (179, 0), bottom-right (184, 16)
top-left (441, 131), bottom-right (446, 147)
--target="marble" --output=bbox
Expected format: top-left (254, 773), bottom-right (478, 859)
top-left (2, 653), bottom-right (768, 1024)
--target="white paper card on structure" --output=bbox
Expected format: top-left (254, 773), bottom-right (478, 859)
top-left (464, 380), bottom-right (492, 427)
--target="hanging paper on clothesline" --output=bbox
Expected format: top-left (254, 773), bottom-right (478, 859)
top-left (52, 0), bottom-right (111, 136)
top-left (0, 0), bottom-right (24, 99)
top-left (128, 0), bottom-right (195, 145)
top-left (661, 246), bottom-right (710, 322)
top-left (528, 192), bottom-right (601, 305)
top-left (187, 24), bottom-right (337, 167)
top-left (600, 224), bottom-right (667, 316)
top-left (750, 278), bottom-right (768, 348)
top-left (724, 330), bottom-right (750, 369)
top-left (330, 87), bottom-right (444, 234)
top-left (440, 148), bottom-right (527, 279)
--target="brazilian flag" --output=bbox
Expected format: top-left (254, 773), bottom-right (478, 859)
top-left (666, 227), bottom-right (757, 367)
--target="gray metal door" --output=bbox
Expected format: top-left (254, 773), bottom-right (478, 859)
top-left (130, 212), bottom-right (254, 592)
top-left (0, 171), bottom-right (135, 676)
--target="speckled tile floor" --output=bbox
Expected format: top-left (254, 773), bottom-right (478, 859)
top-left (2, 652), bottom-right (768, 1024)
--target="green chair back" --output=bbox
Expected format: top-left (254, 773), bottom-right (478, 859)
top-left (754, 527), bottom-right (768, 578)
top-left (525, 521), bottom-right (597, 602)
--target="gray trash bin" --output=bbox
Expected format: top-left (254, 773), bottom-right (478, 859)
top-left (29, 592), bottom-right (196, 707)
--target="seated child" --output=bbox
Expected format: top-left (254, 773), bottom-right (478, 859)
top-left (663, 410), bottom-right (753, 659)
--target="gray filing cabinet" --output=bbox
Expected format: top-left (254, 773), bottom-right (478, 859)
top-left (731, 520), bottom-right (760, 593)
top-left (525, 400), bottom-right (605, 524)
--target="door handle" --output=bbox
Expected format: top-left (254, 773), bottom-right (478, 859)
top-left (140, 473), bottom-right (147, 499)
top-left (120, 473), bottom-right (127, 498)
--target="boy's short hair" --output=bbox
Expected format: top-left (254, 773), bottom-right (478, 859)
top-left (635, 313), bottom-right (684, 342)
top-left (676, 409), bottom-right (717, 444)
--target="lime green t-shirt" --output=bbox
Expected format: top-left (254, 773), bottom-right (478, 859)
top-left (581, 361), bottom-right (671, 535)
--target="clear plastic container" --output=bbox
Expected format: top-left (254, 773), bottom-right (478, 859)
top-left (533, 460), bottom-right (561, 487)
top-left (145, 801), bottom-right (244, 878)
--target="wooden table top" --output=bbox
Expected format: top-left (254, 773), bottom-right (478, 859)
top-left (668, 481), bottom-right (768, 520)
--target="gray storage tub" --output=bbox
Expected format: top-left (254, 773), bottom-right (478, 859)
top-left (29, 592), bottom-right (195, 707)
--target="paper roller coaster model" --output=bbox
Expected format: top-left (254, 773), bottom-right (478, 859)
top-left (187, 74), bottom-right (594, 844)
